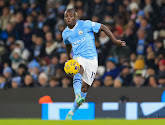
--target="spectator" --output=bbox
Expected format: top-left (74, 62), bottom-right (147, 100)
top-left (55, 67), bottom-right (65, 80)
top-left (9, 0), bottom-right (18, 14)
top-left (24, 14), bottom-right (35, 29)
top-left (37, 13), bottom-right (46, 30)
top-left (89, 0), bottom-right (104, 18)
top-left (20, 0), bottom-right (29, 16)
top-left (0, 7), bottom-right (11, 30)
top-left (45, 32), bottom-right (54, 42)
top-left (102, 57), bottom-right (120, 79)
top-left (0, 0), bottom-right (6, 15)
top-left (114, 78), bottom-right (123, 88)
top-left (155, 41), bottom-right (165, 54)
top-left (136, 29), bottom-right (146, 55)
top-left (3, 66), bottom-right (12, 83)
top-left (43, 32), bottom-right (58, 58)
top-left (131, 70), bottom-right (146, 87)
top-left (158, 59), bottom-right (165, 76)
top-left (0, 75), bottom-right (8, 89)
top-left (11, 76), bottom-right (21, 88)
top-left (104, 75), bottom-right (114, 87)
top-left (54, 31), bottom-right (62, 45)
top-left (130, 52), bottom-right (137, 68)
top-left (76, 8), bottom-right (85, 20)
top-left (38, 72), bottom-right (48, 88)
top-left (27, 1), bottom-right (41, 14)
top-left (145, 67), bottom-right (156, 78)
top-left (28, 59), bottom-right (40, 81)
top-left (104, 0), bottom-right (115, 16)
top-left (56, 41), bottom-right (66, 54)
top-left (15, 12), bottom-right (24, 39)
top-left (129, 2), bottom-right (139, 20)
top-left (75, 0), bottom-right (84, 10)
top-left (32, 36), bottom-right (44, 58)
top-left (14, 40), bottom-right (30, 61)
top-left (18, 63), bottom-right (26, 73)
top-left (43, 24), bottom-right (51, 35)
top-left (93, 79), bottom-right (102, 88)
top-left (0, 41), bottom-right (7, 63)
top-left (22, 74), bottom-right (34, 88)
top-left (22, 26), bottom-right (33, 50)
top-left (158, 75), bottom-right (165, 88)
top-left (44, 40), bottom-right (58, 58)
top-left (0, 23), bottom-right (15, 41)
top-left (49, 55), bottom-right (59, 76)
top-left (40, 57), bottom-right (50, 74)
top-left (59, 53), bottom-right (68, 68)
top-left (146, 48), bottom-right (157, 70)
top-left (10, 48), bottom-right (24, 71)
top-left (6, 35), bottom-right (15, 49)
top-left (61, 75), bottom-right (71, 88)
top-left (95, 39), bottom-right (105, 65)
top-left (136, 10), bottom-right (145, 28)
top-left (99, 31), bottom-right (110, 46)
top-left (148, 75), bottom-right (158, 88)
top-left (122, 27), bottom-right (137, 52)
top-left (119, 66), bottom-right (132, 86)
top-left (48, 76), bottom-right (59, 88)
top-left (134, 55), bottom-right (145, 70)
top-left (139, 18), bottom-right (153, 42)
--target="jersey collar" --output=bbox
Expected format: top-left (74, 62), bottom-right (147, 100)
top-left (67, 22), bottom-right (78, 31)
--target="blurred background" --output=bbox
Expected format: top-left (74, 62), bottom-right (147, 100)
top-left (0, 0), bottom-right (165, 121)
top-left (0, 0), bottom-right (165, 88)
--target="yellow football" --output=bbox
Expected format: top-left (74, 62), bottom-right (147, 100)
top-left (64, 59), bottom-right (80, 76)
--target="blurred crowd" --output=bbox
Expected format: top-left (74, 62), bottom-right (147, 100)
top-left (0, 0), bottom-right (165, 89)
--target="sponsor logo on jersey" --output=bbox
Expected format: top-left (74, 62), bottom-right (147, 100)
top-left (72, 37), bottom-right (86, 47)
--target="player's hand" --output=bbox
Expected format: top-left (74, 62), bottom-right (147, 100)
top-left (115, 40), bottom-right (126, 47)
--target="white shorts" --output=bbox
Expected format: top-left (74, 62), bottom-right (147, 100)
top-left (74, 57), bottom-right (98, 86)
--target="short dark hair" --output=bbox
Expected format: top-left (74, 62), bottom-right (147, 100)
top-left (65, 8), bottom-right (76, 13)
top-left (105, 75), bottom-right (114, 80)
top-left (50, 76), bottom-right (58, 81)
top-left (64, 8), bottom-right (76, 16)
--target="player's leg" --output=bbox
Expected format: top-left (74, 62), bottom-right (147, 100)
top-left (75, 66), bottom-right (86, 105)
top-left (66, 57), bottom-right (97, 120)
top-left (66, 66), bottom-right (84, 120)
top-left (80, 81), bottom-right (90, 100)
top-left (66, 80), bottom-right (90, 120)
top-left (72, 65), bottom-right (84, 96)
top-left (79, 58), bottom-right (97, 103)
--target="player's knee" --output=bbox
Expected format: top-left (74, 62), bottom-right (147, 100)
top-left (79, 65), bottom-right (84, 75)
top-left (81, 87), bottom-right (87, 92)
top-left (81, 84), bottom-right (89, 92)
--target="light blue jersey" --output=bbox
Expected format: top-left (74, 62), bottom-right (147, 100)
top-left (62, 20), bottom-right (101, 59)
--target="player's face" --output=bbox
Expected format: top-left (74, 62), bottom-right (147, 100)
top-left (64, 11), bottom-right (76, 27)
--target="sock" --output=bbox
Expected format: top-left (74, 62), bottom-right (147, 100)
top-left (70, 92), bottom-right (88, 114)
top-left (81, 92), bottom-right (87, 98)
top-left (73, 73), bottom-right (82, 96)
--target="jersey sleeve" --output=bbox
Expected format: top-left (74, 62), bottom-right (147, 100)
top-left (62, 31), bottom-right (70, 45)
top-left (85, 20), bottom-right (101, 33)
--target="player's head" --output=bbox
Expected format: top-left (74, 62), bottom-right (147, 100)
top-left (64, 8), bottom-right (77, 27)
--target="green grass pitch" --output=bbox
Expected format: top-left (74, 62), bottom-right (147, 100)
top-left (0, 119), bottom-right (164, 125)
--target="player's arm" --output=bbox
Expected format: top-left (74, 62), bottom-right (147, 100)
top-left (100, 24), bottom-right (126, 46)
top-left (66, 44), bottom-right (73, 60)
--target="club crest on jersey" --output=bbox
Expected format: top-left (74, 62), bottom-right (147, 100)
top-left (92, 22), bottom-right (95, 26)
top-left (78, 30), bottom-right (83, 35)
